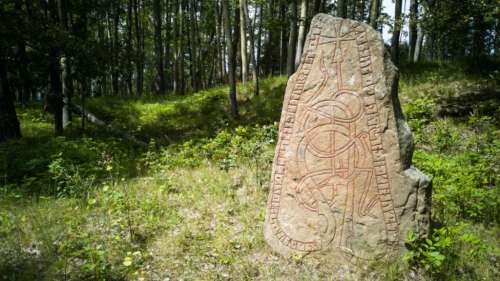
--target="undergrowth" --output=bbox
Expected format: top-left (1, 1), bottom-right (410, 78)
top-left (0, 65), bottom-right (499, 280)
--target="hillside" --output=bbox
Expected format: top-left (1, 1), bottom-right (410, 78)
top-left (1, 64), bottom-right (499, 280)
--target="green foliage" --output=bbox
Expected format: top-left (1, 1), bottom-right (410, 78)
top-left (405, 228), bottom-right (451, 273)
top-left (415, 150), bottom-right (498, 225)
top-left (399, 63), bottom-right (500, 280)
top-left (141, 123), bottom-right (277, 172)
top-left (1, 67), bottom-right (499, 280)
top-left (403, 97), bottom-right (435, 143)
top-left (0, 133), bottom-right (133, 198)
top-left (404, 224), bottom-right (498, 280)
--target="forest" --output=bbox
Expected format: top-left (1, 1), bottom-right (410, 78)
top-left (0, 0), bottom-right (499, 280)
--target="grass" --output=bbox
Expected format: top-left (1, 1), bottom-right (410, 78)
top-left (1, 65), bottom-right (499, 280)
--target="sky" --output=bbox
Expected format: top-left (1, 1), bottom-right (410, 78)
top-left (381, 0), bottom-right (410, 43)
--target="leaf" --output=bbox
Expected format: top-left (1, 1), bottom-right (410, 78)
top-left (122, 256), bottom-right (133, 267)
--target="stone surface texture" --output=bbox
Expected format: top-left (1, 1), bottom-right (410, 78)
top-left (264, 14), bottom-right (432, 268)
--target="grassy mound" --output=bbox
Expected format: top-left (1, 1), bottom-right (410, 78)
top-left (1, 67), bottom-right (498, 280)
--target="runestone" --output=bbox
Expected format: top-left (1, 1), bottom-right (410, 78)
top-left (264, 14), bottom-right (431, 267)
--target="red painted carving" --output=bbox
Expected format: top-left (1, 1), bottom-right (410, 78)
top-left (268, 20), bottom-right (399, 263)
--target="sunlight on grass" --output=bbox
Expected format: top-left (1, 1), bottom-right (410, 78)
top-left (1, 67), bottom-right (498, 280)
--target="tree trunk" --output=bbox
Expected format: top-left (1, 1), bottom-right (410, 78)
top-left (294, 0), bottom-right (307, 69)
top-left (369, 0), bottom-right (379, 29)
top-left (188, 0), bottom-right (200, 92)
top-left (337, 0), bottom-right (347, 18)
top-left (111, 3), bottom-right (120, 96)
top-left (126, 0), bottom-right (133, 95)
top-left (49, 50), bottom-right (63, 135)
top-left (233, 4), bottom-right (240, 80)
top-left (134, 0), bottom-right (144, 96)
top-left (262, 0), bottom-right (275, 75)
top-left (216, 2), bottom-right (224, 84)
top-left (472, 13), bottom-right (486, 58)
top-left (414, 21), bottom-right (424, 62)
top-left (0, 57), bottom-right (22, 142)
top-left (15, 0), bottom-right (29, 106)
top-left (58, 0), bottom-right (71, 125)
top-left (153, 0), bottom-right (165, 94)
top-left (413, 3), bottom-right (425, 63)
top-left (390, 0), bottom-right (403, 65)
top-left (313, 0), bottom-right (322, 14)
top-left (239, 0), bottom-right (248, 86)
top-left (256, 3), bottom-right (263, 91)
top-left (279, 3), bottom-right (286, 75)
top-left (350, 0), bottom-right (357, 19)
top-left (61, 57), bottom-right (71, 128)
top-left (358, 0), bottom-right (366, 21)
top-left (222, 0), bottom-right (238, 117)
top-left (49, 0), bottom-right (63, 135)
top-left (164, 0), bottom-right (172, 91)
top-left (287, 0), bottom-right (298, 77)
top-left (408, 0), bottom-right (418, 62)
top-left (243, 0), bottom-right (259, 95)
top-left (174, 0), bottom-right (185, 94)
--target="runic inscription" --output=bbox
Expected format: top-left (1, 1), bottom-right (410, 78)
top-left (264, 14), bottom-right (431, 267)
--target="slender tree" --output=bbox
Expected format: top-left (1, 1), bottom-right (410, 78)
top-left (242, 0), bottom-right (259, 95)
top-left (222, 0), bottom-right (238, 117)
top-left (48, 0), bottom-right (63, 135)
top-left (173, 0), bottom-right (185, 94)
top-left (337, 0), bottom-right (347, 18)
top-left (0, 57), bottom-right (21, 142)
top-left (313, 0), bottom-right (323, 14)
top-left (134, 0), bottom-right (145, 96)
top-left (255, 2), bottom-right (263, 86)
top-left (126, 0), bottom-right (133, 95)
top-left (287, 0), bottom-right (298, 76)
top-left (56, 0), bottom-right (72, 127)
top-left (408, 0), bottom-right (418, 62)
top-left (369, 0), bottom-right (380, 29)
top-left (239, 0), bottom-right (248, 86)
top-left (413, 3), bottom-right (425, 62)
top-left (153, 0), bottom-right (165, 94)
top-left (164, 0), bottom-right (172, 91)
top-left (295, 0), bottom-right (307, 69)
top-left (111, 0), bottom-right (120, 96)
top-left (390, 0), bottom-right (403, 65)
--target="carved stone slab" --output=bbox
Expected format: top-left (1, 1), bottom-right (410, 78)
top-left (264, 14), bottom-right (431, 267)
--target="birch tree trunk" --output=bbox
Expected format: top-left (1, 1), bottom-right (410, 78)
top-left (239, 0), bottom-right (248, 85)
top-left (256, 3), bottom-right (263, 90)
top-left (57, 0), bottom-right (71, 126)
top-left (242, 0), bottom-right (259, 95)
top-left (61, 57), bottom-right (71, 128)
top-left (408, 0), bottom-right (418, 62)
top-left (413, 3), bottom-right (425, 63)
top-left (294, 0), bottom-right (307, 69)
top-left (414, 21), bottom-right (424, 62)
